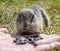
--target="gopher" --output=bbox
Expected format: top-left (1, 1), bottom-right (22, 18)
top-left (14, 5), bottom-right (50, 46)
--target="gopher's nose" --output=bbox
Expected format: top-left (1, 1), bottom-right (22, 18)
top-left (24, 24), bottom-right (27, 27)
top-left (23, 24), bottom-right (28, 30)
top-left (24, 23), bottom-right (27, 27)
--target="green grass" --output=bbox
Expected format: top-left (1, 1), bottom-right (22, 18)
top-left (0, 0), bottom-right (60, 35)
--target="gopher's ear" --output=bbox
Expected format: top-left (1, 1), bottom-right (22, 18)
top-left (41, 8), bottom-right (50, 26)
top-left (17, 11), bottom-right (23, 18)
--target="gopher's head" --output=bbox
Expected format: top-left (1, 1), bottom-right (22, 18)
top-left (15, 8), bottom-right (43, 34)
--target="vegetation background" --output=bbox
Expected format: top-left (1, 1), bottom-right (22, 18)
top-left (0, 0), bottom-right (60, 35)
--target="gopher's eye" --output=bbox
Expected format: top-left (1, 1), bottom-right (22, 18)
top-left (30, 15), bottom-right (34, 23)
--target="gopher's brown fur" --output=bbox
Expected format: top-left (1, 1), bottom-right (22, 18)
top-left (15, 5), bottom-right (50, 34)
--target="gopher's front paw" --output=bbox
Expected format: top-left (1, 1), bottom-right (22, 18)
top-left (13, 37), bottom-right (29, 45)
